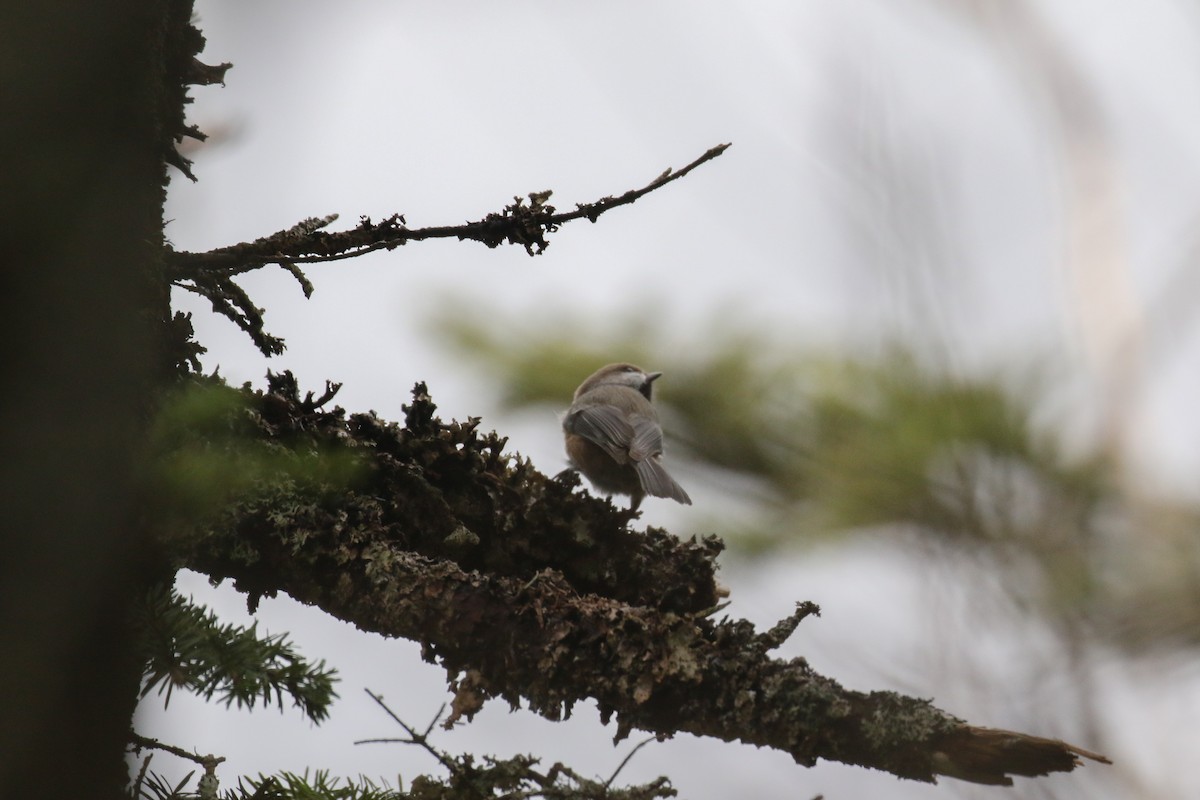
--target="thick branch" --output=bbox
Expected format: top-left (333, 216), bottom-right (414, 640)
top-left (163, 372), bottom-right (722, 616)
top-left (172, 374), bottom-right (1108, 787)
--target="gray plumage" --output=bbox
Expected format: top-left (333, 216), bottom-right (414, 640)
top-left (563, 363), bottom-right (691, 510)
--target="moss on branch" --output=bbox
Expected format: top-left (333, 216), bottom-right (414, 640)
top-left (172, 373), bottom-right (1108, 787)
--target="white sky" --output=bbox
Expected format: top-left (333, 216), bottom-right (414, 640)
top-left (144, 2), bottom-right (1200, 797)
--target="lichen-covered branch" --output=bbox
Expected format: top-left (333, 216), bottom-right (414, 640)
top-left (171, 373), bottom-right (1108, 787)
top-left (167, 144), bottom-right (728, 272)
top-left (163, 145), bottom-right (729, 355)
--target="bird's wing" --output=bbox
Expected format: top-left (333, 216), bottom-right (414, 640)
top-left (628, 415), bottom-right (665, 462)
top-left (565, 405), bottom-right (636, 463)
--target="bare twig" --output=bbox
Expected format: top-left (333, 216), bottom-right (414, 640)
top-left (132, 753), bottom-right (153, 799)
top-left (603, 736), bottom-right (656, 789)
top-left (128, 731), bottom-right (226, 771)
top-left (756, 601), bottom-right (820, 651)
top-left (301, 379), bottom-right (342, 411)
top-left (166, 145), bottom-right (729, 356)
top-left (355, 691), bottom-right (459, 774)
top-left (128, 731), bottom-right (226, 798)
top-left (352, 692), bottom-right (674, 799)
top-left (166, 144), bottom-right (730, 275)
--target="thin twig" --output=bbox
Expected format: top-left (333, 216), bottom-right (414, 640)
top-left (603, 736), bottom-right (656, 789)
top-left (165, 144), bottom-right (731, 357)
top-left (167, 143), bottom-right (731, 273)
top-left (422, 703), bottom-right (448, 739)
top-left (132, 753), bottom-right (153, 799)
top-left (554, 142), bottom-right (730, 225)
top-left (128, 731), bottom-right (226, 771)
top-left (355, 690), bottom-right (459, 774)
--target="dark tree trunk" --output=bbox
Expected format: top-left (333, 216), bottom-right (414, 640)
top-left (0, 2), bottom-right (186, 796)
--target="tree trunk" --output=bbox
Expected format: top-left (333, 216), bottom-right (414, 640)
top-left (0, 2), bottom-right (184, 796)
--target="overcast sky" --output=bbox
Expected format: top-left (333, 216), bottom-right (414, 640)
top-left (143, 2), bottom-right (1200, 797)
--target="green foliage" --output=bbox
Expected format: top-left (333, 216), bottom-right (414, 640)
top-left (433, 310), bottom-right (1109, 541)
top-left (131, 766), bottom-right (197, 800)
top-left (134, 586), bottom-right (338, 723)
top-left (432, 307), bottom-right (796, 482)
top-left (428, 309), bottom-right (1200, 643)
top-left (129, 760), bottom-right (674, 800)
top-left (145, 376), bottom-right (363, 538)
top-left (230, 770), bottom-right (403, 800)
top-left (431, 300), bottom-right (662, 411)
top-left (129, 767), bottom-right (403, 800)
top-left (790, 354), bottom-right (1106, 536)
top-left (147, 379), bottom-right (271, 522)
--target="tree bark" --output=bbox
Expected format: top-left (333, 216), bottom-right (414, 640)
top-left (179, 376), bottom-right (1108, 787)
top-left (0, 2), bottom-right (193, 796)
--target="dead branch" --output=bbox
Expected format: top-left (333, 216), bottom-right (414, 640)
top-left (164, 144), bottom-right (729, 356)
top-left (166, 144), bottom-right (729, 274)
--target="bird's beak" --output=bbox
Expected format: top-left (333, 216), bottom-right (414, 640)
top-left (646, 371), bottom-right (663, 383)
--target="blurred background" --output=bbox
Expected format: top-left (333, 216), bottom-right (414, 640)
top-left (144, 1), bottom-right (1200, 797)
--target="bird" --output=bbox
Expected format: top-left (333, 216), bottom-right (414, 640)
top-left (562, 362), bottom-right (692, 511)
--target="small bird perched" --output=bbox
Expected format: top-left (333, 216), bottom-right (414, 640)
top-left (562, 362), bottom-right (692, 511)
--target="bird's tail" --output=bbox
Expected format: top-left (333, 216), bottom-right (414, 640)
top-left (634, 457), bottom-right (692, 505)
